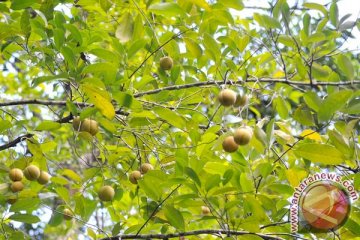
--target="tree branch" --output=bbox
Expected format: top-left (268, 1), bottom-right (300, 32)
top-left (134, 78), bottom-right (360, 97)
top-left (101, 229), bottom-right (301, 240)
top-left (0, 99), bottom-right (90, 107)
top-left (2, 79), bottom-right (360, 114)
top-left (0, 133), bottom-right (33, 151)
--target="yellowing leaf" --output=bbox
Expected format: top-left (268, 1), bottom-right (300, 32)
top-left (82, 84), bottom-right (115, 120)
top-left (285, 169), bottom-right (307, 187)
top-left (300, 129), bottom-right (321, 141)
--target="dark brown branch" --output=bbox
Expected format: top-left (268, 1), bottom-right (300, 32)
top-left (134, 78), bottom-right (360, 98)
top-left (0, 99), bottom-right (90, 107)
top-left (101, 229), bottom-right (298, 240)
top-left (0, 133), bottom-right (33, 151)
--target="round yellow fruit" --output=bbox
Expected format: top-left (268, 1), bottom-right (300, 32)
top-left (234, 94), bottom-right (248, 107)
top-left (201, 206), bottom-right (211, 215)
top-left (63, 208), bottom-right (73, 220)
top-left (233, 128), bottom-right (252, 145)
top-left (98, 185), bottom-right (115, 202)
top-left (129, 170), bottom-right (142, 184)
top-left (80, 118), bottom-right (99, 136)
top-left (140, 163), bottom-right (153, 174)
top-left (72, 116), bottom-right (81, 131)
top-left (24, 165), bottom-right (40, 181)
top-left (218, 89), bottom-right (237, 107)
top-left (222, 136), bottom-right (238, 153)
top-left (10, 181), bottom-right (24, 193)
top-left (9, 168), bottom-right (23, 182)
top-left (37, 171), bottom-right (51, 185)
top-left (160, 56), bottom-right (173, 70)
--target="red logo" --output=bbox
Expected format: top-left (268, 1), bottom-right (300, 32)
top-left (300, 182), bottom-right (350, 230)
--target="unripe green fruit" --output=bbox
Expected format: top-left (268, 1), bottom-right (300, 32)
top-left (10, 181), bottom-right (24, 192)
top-left (9, 168), bottom-right (23, 182)
top-left (80, 119), bottom-right (99, 136)
top-left (222, 136), bottom-right (238, 153)
top-left (140, 163), bottom-right (153, 174)
top-left (160, 56), bottom-right (173, 70)
top-left (63, 208), bottom-right (73, 220)
top-left (98, 185), bottom-right (115, 202)
top-left (72, 116), bottom-right (81, 131)
top-left (218, 89), bottom-right (237, 107)
top-left (234, 94), bottom-right (248, 107)
top-left (37, 171), bottom-right (51, 185)
top-left (201, 206), bottom-right (211, 215)
top-left (129, 170), bottom-right (142, 184)
top-left (24, 165), bottom-right (40, 181)
top-left (233, 128), bottom-right (252, 145)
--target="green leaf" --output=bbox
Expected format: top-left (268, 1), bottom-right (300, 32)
top-left (318, 90), bottom-right (353, 122)
top-left (294, 143), bottom-right (345, 165)
top-left (344, 217), bottom-right (360, 235)
top-left (64, 24), bottom-right (82, 45)
top-left (11, 0), bottom-right (38, 10)
top-left (9, 214), bottom-right (40, 224)
top-left (218, 0), bottom-right (244, 10)
top-left (138, 171), bottom-right (163, 200)
top-left (337, 55), bottom-right (354, 80)
top-left (32, 73), bottom-right (69, 86)
top-left (53, 28), bottom-right (65, 50)
top-left (303, 2), bottom-right (327, 15)
top-left (185, 167), bottom-right (201, 187)
top-left (82, 84), bottom-right (115, 120)
top-left (164, 206), bottom-right (185, 231)
top-left (35, 120), bottom-right (61, 131)
top-left (153, 107), bottom-right (186, 129)
top-left (205, 174), bottom-right (221, 191)
top-left (273, 97), bottom-right (289, 119)
top-left (303, 13), bottom-right (311, 36)
top-left (0, 120), bottom-right (12, 133)
top-left (240, 174), bottom-right (254, 192)
top-left (112, 92), bottom-right (142, 110)
top-left (20, 10), bottom-right (31, 35)
top-left (184, 38), bottom-right (202, 58)
top-left (293, 106), bottom-right (315, 126)
top-left (61, 46), bottom-right (76, 69)
top-left (148, 3), bottom-right (185, 17)
top-left (55, 187), bottom-right (70, 203)
top-left (254, 13), bottom-right (281, 29)
top-left (203, 33), bottom-right (221, 62)
top-left (303, 91), bottom-right (321, 112)
top-left (10, 198), bottom-right (41, 212)
top-left (115, 13), bottom-right (134, 43)
top-left (82, 63), bottom-right (116, 75)
top-left (330, 2), bottom-right (339, 27)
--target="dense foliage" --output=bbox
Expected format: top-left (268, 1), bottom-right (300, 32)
top-left (0, 0), bottom-right (360, 239)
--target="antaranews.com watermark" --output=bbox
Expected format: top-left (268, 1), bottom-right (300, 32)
top-left (290, 172), bottom-right (358, 233)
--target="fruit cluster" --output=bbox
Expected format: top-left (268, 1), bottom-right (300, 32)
top-left (7, 165), bottom-right (50, 203)
top-left (218, 89), bottom-right (253, 153)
